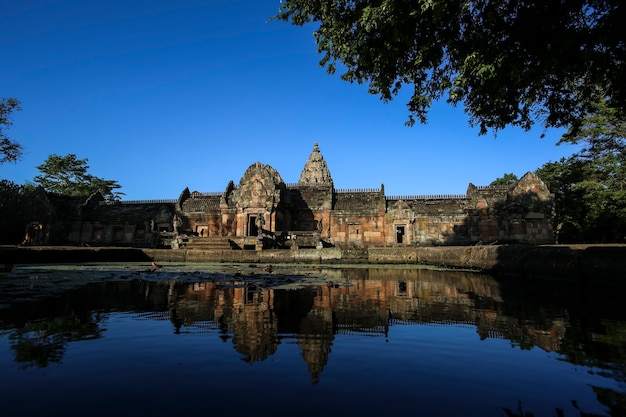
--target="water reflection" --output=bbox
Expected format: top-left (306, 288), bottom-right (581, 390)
top-left (1, 266), bottom-right (625, 415)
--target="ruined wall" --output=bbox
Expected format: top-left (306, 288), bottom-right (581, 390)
top-left (330, 190), bottom-right (387, 247)
top-left (50, 200), bottom-right (178, 247)
top-left (35, 145), bottom-right (553, 248)
top-left (322, 173), bottom-right (553, 247)
top-left (181, 195), bottom-right (222, 237)
top-left (465, 173), bottom-right (554, 244)
top-left (388, 197), bottom-right (474, 246)
top-left (48, 172), bottom-right (552, 248)
top-left (284, 186), bottom-right (333, 233)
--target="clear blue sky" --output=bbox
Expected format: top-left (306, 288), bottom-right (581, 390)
top-left (1, 0), bottom-right (579, 200)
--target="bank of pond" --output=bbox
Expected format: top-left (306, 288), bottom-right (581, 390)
top-left (1, 243), bottom-right (625, 286)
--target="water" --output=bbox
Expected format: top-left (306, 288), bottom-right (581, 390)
top-left (0, 263), bottom-right (624, 417)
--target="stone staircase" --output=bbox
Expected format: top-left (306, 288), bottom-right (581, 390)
top-left (184, 237), bottom-right (237, 251)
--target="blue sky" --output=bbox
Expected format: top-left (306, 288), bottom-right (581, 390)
top-left (1, 0), bottom-right (579, 200)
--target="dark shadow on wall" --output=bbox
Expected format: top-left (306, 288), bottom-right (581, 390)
top-left (441, 186), bottom-right (555, 246)
top-left (280, 189), bottom-right (317, 232)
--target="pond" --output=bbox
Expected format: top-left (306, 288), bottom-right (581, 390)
top-left (0, 263), bottom-right (625, 417)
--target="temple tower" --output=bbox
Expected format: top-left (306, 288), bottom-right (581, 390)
top-left (298, 143), bottom-right (334, 187)
top-left (293, 143), bottom-right (334, 240)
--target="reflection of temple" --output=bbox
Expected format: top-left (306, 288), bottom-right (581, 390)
top-left (24, 143), bottom-right (554, 247)
top-left (0, 270), bottom-right (569, 381)
top-left (164, 269), bottom-right (567, 383)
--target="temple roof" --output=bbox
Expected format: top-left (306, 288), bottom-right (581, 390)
top-left (298, 143), bottom-right (333, 187)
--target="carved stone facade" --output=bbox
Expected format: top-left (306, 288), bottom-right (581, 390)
top-left (27, 143), bottom-right (554, 248)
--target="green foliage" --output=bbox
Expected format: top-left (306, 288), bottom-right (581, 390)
top-left (0, 97), bottom-right (23, 164)
top-left (275, 1), bottom-right (626, 134)
top-left (490, 173), bottom-right (518, 187)
top-left (536, 100), bottom-right (626, 243)
top-left (34, 154), bottom-right (123, 201)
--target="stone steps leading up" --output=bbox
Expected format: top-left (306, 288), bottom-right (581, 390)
top-left (184, 237), bottom-right (236, 250)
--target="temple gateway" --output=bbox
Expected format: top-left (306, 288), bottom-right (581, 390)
top-left (24, 143), bottom-right (554, 248)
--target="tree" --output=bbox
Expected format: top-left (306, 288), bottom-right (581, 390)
top-left (536, 158), bottom-right (587, 243)
top-left (536, 100), bottom-right (626, 243)
top-left (558, 99), bottom-right (626, 191)
top-left (0, 97), bottom-right (23, 164)
top-left (490, 173), bottom-right (518, 187)
top-left (275, 1), bottom-right (626, 134)
top-left (34, 154), bottom-right (123, 201)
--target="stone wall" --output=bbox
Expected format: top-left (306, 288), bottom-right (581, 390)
top-left (5, 245), bottom-right (625, 284)
top-left (24, 144), bottom-right (554, 248)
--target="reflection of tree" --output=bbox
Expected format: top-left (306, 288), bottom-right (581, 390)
top-left (503, 399), bottom-right (607, 417)
top-left (0, 280), bottom-right (164, 370)
top-left (557, 318), bottom-right (626, 415)
top-left (7, 315), bottom-right (102, 369)
top-left (574, 320), bottom-right (626, 384)
top-left (593, 386), bottom-right (626, 417)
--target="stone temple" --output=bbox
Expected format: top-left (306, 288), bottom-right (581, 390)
top-left (23, 143), bottom-right (554, 248)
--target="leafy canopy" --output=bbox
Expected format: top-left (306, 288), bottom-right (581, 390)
top-left (275, 1), bottom-right (626, 134)
top-left (0, 98), bottom-right (23, 164)
top-left (34, 154), bottom-right (123, 201)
